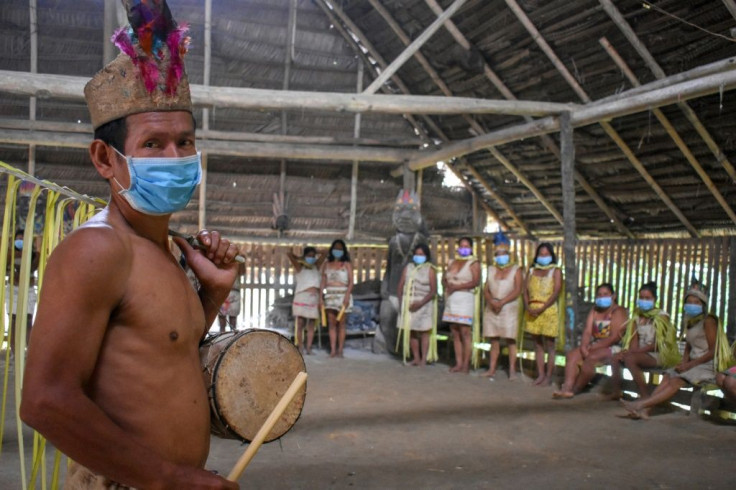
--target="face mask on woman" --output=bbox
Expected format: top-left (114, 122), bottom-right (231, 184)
top-left (637, 299), bottom-right (654, 312)
top-left (304, 256), bottom-right (317, 265)
top-left (332, 249), bottom-right (344, 259)
top-left (495, 254), bottom-right (509, 266)
top-left (595, 296), bottom-right (612, 309)
top-left (413, 255), bottom-right (427, 265)
top-left (457, 247), bottom-right (472, 257)
top-left (683, 304), bottom-right (703, 317)
top-left (536, 256), bottom-right (552, 266)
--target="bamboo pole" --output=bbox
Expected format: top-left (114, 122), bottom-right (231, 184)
top-left (560, 112), bottom-right (578, 345)
top-left (363, 0), bottom-right (467, 94)
top-left (599, 0), bottom-right (736, 184)
top-left (600, 37), bottom-right (736, 225)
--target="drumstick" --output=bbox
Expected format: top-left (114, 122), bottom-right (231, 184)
top-left (227, 371), bottom-right (308, 482)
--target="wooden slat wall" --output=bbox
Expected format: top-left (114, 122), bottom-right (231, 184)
top-left (233, 237), bottom-right (733, 338)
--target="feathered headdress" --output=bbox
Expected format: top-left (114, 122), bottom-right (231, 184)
top-left (85, 0), bottom-right (192, 129)
top-left (684, 275), bottom-right (708, 305)
top-left (493, 230), bottom-right (510, 251)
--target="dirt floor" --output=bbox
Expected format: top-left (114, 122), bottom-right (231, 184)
top-left (2, 341), bottom-right (735, 489)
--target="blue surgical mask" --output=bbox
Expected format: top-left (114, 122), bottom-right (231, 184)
top-left (332, 249), bottom-right (344, 259)
top-left (637, 299), bottom-right (654, 312)
top-left (14, 239), bottom-right (23, 250)
top-left (595, 296), bottom-right (612, 309)
top-left (495, 254), bottom-right (510, 266)
top-left (536, 256), bottom-right (553, 266)
top-left (113, 148), bottom-right (202, 216)
top-left (457, 247), bottom-right (472, 257)
top-left (305, 256), bottom-right (317, 265)
top-left (413, 255), bottom-right (427, 265)
top-left (683, 304), bottom-right (703, 316)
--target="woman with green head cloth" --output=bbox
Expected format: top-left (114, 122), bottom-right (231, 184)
top-left (607, 282), bottom-right (679, 400)
top-left (621, 283), bottom-right (731, 419)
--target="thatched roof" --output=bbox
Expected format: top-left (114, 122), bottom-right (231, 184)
top-left (1, 0), bottom-right (735, 240)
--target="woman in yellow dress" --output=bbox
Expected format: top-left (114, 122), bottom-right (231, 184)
top-left (523, 243), bottom-right (562, 386)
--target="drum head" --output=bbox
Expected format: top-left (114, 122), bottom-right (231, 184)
top-left (212, 330), bottom-right (306, 442)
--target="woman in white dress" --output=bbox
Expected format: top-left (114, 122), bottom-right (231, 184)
top-left (442, 237), bottom-right (481, 374)
top-left (397, 243), bottom-right (437, 366)
top-left (481, 232), bottom-right (523, 380)
top-left (320, 239), bottom-right (353, 358)
top-left (287, 246), bottom-right (325, 354)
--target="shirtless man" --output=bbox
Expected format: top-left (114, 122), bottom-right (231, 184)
top-left (20, 4), bottom-right (239, 487)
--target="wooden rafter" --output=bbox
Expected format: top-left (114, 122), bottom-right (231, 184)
top-left (363, 0), bottom-right (466, 95)
top-left (599, 0), bottom-right (736, 185)
top-left (369, 0), bottom-right (534, 233)
top-left (504, 0), bottom-right (700, 238)
top-left (423, 0), bottom-right (632, 237)
top-left (314, 0), bottom-right (511, 232)
top-left (600, 37), bottom-right (736, 226)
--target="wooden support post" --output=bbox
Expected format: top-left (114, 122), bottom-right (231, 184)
top-left (198, 0), bottom-right (213, 231)
top-left (28, 0), bottom-right (37, 176)
top-left (363, 0), bottom-right (467, 94)
top-left (560, 112), bottom-right (578, 347)
top-left (348, 60), bottom-right (364, 240)
top-left (103, 0), bottom-right (117, 65)
top-left (599, 0), bottom-right (736, 184)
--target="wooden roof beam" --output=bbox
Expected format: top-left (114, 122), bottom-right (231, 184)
top-left (423, 0), bottom-right (631, 237)
top-left (370, 0), bottom-right (535, 233)
top-left (0, 128), bottom-right (414, 163)
top-left (600, 0), bottom-right (736, 185)
top-left (504, 0), bottom-right (700, 238)
top-left (600, 37), bottom-right (736, 227)
top-left (0, 70), bottom-right (575, 117)
top-left (723, 0), bottom-right (736, 20)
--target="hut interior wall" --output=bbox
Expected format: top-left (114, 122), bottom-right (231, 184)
top-left (236, 236), bottom-right (734, 340)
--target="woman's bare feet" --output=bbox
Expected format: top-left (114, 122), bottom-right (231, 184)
top-left (410, 359), bottom-right (420, 366)
top-left (602, 391), bottom-right (622, 401)
top-left (533, 375), bottom-right (547, 386)
top-left (329, 351), bottom-right (337, 358)
top-left (449, 365), bottom-right (462, 373)
top-left (481, 370), bottom-right (496, 378)
top-left (621, 400), bottom-right (649, 419)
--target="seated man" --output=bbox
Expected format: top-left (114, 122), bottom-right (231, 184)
top-left (20, 3), bottom-right (239, 488)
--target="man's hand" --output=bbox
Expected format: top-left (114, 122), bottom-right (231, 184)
top-left (173, 230), bottom-right (240, 293)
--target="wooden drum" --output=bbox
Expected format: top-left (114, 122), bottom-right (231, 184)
top-left (199, 329), bottom-right (306, 442)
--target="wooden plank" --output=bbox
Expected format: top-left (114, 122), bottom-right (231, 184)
top-left (666, 240), bottom-right (677, 318)
top-left (729, 238), bottom-right (736, 339)
top-left (658, 241), bottom-right (668, 312)
top-left (710, 238), bottom-right (721, 319)
top-left (615, 241), bottom-right (624, 301)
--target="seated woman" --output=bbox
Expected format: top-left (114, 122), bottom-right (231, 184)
top-left (622, 286), bottom-right (724, 419)
top-left (397, 243), bottom-right (438, 366)
top-left (553, 283), bottom-right (627, 398)
top-left (608, 282), bottom-right (679, 400)
top-left (481, 231), bottom-right (523, 380)
top-left (523, 243), bottom-right (563, 386)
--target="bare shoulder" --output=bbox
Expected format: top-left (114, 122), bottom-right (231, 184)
top-left (612, 306), bottom-right (629, 321)
top-left (44, 214), bottom-right (133, 302)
